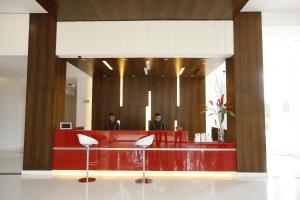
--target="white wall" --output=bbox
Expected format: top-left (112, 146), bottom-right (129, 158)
top-left (57, 20), bottom-right (234, 58)
top-left (0, 77), bottom-right (26, 151)
top-left (0, 14), bottom-right (29, 56)
top-left (76, 78), bottom-right (92, 130)
top-left (205, 62), bottom-right (227, 133)
top-left (66, 63), bottom-right (93, 130)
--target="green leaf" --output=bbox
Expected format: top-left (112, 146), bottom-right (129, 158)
top-left (200, 109), bottom-right (208, 114)
top-left (228, 111), bottom-right (236, 118)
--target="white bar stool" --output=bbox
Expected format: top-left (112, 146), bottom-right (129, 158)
top-left (135, 134), bottom-right (155, 184)
top-left (77, 134), bottom-right (99, 183)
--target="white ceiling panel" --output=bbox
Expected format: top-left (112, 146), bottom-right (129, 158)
top-left (0, 0), bottom-right (46, 13)
top-left (243, 0), bottom-right (300, 12)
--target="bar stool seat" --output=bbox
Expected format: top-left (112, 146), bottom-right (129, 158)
top-left (77, 134), bottom-right (98, 183)
top-left (135, 134), bottom-right (155, 184)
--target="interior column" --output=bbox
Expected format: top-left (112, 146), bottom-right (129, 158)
top-left (227, 12), bottom-right (266, 172)
top-left (23, 14), bottom-right (66, 170)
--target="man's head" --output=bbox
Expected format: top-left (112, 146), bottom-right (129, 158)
top-left (154, 113), bottom-right (161, 122)
top-left (108, 113), bottom-right (115, 122)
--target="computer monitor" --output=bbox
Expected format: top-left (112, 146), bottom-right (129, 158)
top-left (59, 122), bottom-right (72, 130)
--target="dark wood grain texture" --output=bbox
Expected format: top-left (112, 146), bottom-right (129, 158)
top-left (228, 12), bottom-right (266, 172)
top-left (23, 14), bottom-right (66, 170)
top-left (150, 77), bottom-right (177, 131)
top-left (92, 76), bottom-right (120, 130)
top-left (178, 77), bottom-right (206, 139)
top-left (36, 0), bottom-right (249, 21)
top-left (92, 74), bottom-right (206, 137)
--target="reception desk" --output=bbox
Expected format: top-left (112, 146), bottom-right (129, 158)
top-left (53, 130), bottom-right (236, 171)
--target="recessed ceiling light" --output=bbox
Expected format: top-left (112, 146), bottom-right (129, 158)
top-left (179, 67), bottom-right (185, 76)
top-left (145, 60), bottom-right (151, 70)
top-left (102, 60), bottom-right (114, 70)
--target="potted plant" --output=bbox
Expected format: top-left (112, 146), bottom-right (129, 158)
top-left (201, 94), bottom-right (235, 142)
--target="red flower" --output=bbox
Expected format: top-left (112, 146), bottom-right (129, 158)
top-left (201, 104), bottom-right (207, 109)
top-left (220, 94), bottom-right (224, 105)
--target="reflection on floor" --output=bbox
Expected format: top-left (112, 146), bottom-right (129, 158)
top-left (1, 152), bottom-right (300, 199)
top-left (0, 175), bottom-right (300, 200)
top-left (0, 151), bottom-right (22, 173)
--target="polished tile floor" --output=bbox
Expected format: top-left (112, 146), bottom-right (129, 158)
top-left (1, 151), bottom-right (300, 200)
top-left (0, 175), bottom-right (300, 200)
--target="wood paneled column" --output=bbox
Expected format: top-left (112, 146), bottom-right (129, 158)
top-left (23, 14), bottom-right (66, 170)
top-left (227, 12), bottom-right (266, 172)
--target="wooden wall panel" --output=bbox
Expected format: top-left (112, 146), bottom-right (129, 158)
top-left (92, 77), bottom-right (120, 130)
top-left (23, 14), bottom-right (66, 170)
top-left (37, 0), bottom-right (249, 21)
top-left (120, 107), bottom-right (146, 130)
top-left (120, 77), bottom-right (148, 130)
top-left (228, 12), bottom-right (266, 172)
top-left (92, 75), bottom-right (206, 135)
top-left (123, 77), bottom-right (148, 107)
top-left (179, 77), bottom-right (206, 139)
top-left (226, 57), bottom-right (237, 143)
top-left (150, 77), bottom-right (177, 131)
top-left (53, 57), bottom-right (67, 126)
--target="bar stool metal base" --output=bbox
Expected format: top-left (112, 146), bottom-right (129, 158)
top-left (78, 177), bottom-right (96, 183)
top-left (135, 178), bottom-right (153, 184)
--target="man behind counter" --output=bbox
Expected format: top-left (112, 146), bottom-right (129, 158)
top-left (105, 113), bottom-right (120, 130)
top-left (150, 113), bottom-right (165, 130)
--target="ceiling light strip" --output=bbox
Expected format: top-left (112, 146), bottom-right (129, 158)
top-left (177, 76), bottom-right (180, 107)
top-left (120, 77), bottom-right (123, 107)
top-left (179, 67), bottom-right (185, 76)
top-left (102, 60), bottom-right (114, 70)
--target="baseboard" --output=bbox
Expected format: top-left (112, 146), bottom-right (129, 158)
top-left (0, 147), bottom-right (23, 152)
top-left (21, 170), bottom-right (271, 179)
top-left (237, 172), bottom-right (268, 178)
top-left (21, 170), bottom-right (237, 178)
top-left (21, 170), bottom-right (52, 178)
top-left (52, 170), bottom-right (237, 178)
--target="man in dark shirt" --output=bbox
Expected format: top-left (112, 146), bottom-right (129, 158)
top-left (150, 113), bottom-right (165, 130)
top-left (105, 113), bottom-right (120, 130)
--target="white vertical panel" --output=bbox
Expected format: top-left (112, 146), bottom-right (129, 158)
top-left (155, 21), bottom-right (169, 56)
top-left (57, 22), bottom-right (90, 56)
top-left (56, 21), bottom-right (234, 58)
top-left (225, 21), bottom-right (234, 56)
top-left (189, 21), bottom-right (202, 56)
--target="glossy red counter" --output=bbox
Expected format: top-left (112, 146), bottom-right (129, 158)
top-left (53, 130), bottom-right (236, 171)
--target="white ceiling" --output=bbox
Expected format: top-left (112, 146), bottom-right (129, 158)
top-left (0, 0), bottom-right (46, 13)
top-left (243, 0), bottom-right (300, 12)
top-left (0, 56), bottom-right (27, 78)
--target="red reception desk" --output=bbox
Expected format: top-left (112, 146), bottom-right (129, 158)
top-left (53, 130), bottom-right (236, 171)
